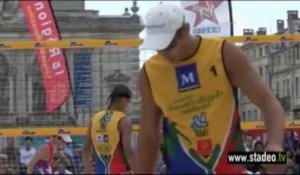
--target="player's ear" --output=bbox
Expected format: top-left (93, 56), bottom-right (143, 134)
top-left (182, 23), bottom-right (190, 34)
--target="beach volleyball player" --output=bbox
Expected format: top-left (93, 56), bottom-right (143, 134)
top-left (26, 134), bottom-right (72, 174)
top-left (135, 3), bottom-right (285, 174)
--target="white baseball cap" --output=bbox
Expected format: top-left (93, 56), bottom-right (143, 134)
top-left (58, 134), bottom-right (72, 143)
top-left (139, 3), bottom-right (185, 50)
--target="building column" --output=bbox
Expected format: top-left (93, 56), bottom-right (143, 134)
top-left (28, 77), bottom-right (32, 113)
top-left (9, 76), bottom-right (14, 113)
top-left (61, 102), bottom-right (66, 113)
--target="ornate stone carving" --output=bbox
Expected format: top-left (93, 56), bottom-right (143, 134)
top-left (130, 0), bottom-right (139, 15)
top-left (104, 69), bottom-right (130, 83)
top-left (0, 1), bottom-right (20, 24)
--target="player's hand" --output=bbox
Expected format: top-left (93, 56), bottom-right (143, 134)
top-left (83, 165), bottom-right (93, 174)
top-left (122, 170), bottom-right (134, 174)
top-left (83, 169), bottom-right (93, 174)
top-left (261, 143), bottom-right (286, 174)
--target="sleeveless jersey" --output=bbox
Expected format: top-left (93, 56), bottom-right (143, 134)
top-left (35, 143), bottom-right (54, 175)
top-left (144, 37), bottom-right (246, 174)
top-left (91, 110), bottom-right (130, 174)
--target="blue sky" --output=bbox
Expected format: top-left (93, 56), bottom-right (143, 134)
top-left (85, 1), bottom-right (300, 36)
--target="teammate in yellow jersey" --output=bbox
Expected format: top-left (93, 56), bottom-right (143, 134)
top-left (82, 85), bottom-right (135, 174)
top-left (136, 3), bottom-right (285, 174)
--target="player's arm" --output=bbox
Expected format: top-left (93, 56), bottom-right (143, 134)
top-left (26, 145), bottom-right (48, 174)
top-left (119, 117), bottom-right (136, 172)
top-left (136, 66), bottom-right (162, 173)
top-left (82, 122), bottom-right (93, 174)
top-left (223, 41), bottom-right (284, 148)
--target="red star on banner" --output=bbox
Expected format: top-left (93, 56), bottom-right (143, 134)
top-left (185, 1), bottom-right (224, 27)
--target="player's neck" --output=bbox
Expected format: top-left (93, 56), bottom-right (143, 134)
top-left (48, 139), bottom-right (55, 145)
top-left (108, 104), bottom-right (125, 113)
top-left (179, 36), bottom-right (201, 62)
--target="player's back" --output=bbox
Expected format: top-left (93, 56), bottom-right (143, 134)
top-left (35, 143), bottom-right (54, 175)
top-left (91, 110), bottom-right (130, 174)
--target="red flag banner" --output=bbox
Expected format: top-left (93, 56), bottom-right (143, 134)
top-left (20, 1), bottom-right (70, 113)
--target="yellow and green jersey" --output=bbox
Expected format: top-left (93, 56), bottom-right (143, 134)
top-left (145, 37), bottom-right (246, 174)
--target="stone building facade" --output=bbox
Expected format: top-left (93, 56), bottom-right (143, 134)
top-left (239, 10), bottom-right (300, 122)
top-left (0, 1), bottom-right (143, 127)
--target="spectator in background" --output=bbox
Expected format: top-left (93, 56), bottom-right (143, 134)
top-left (284, 130), bottom-right (298, 158)
top-left (287, 149), bottom-right (293, 159)
top-left (286, 166), bottom-right (296, 175)
top-left (243, 133), bottom-right (254, 152)
top-left (0, 154), bottom-right (20, 174)
top-left (0, 154), bottom-right (8, 174)
top-left (6, 163), bottom-right (18, 174)
top-left (54, 160), bottom-right (73, 175)
top-left (0, 164), bottom-right (8, 174)
top-left (20, 137), bottom-right (36, 165)
top-left (0, 154), bottom-right (7, 165)
top-left (64, 143), bottom-right (74, 158)
top-left (1, 137), bottom-right (20, 165)
top-left (54, 145), bottom-right (76, 174)
top-left (72, 146), bottom-right (83, 174)
top-left (245, 141), bottom-right (265, 174)
top-left (253, 141), bottom-right (264, 152)
top-left (295, 144), bottom-right (300, 174)
top-left (286, 158), bottom-right (297, 175)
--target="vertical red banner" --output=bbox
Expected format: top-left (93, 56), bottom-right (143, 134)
top-left (20, 1), bottom-right (70, 113)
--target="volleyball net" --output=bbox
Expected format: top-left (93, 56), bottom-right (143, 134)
top-left (0, 34), bottom-right (299, 173)
top-left (0, 41), bottom-right (143, 174)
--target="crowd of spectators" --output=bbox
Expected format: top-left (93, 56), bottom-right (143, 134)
top-left (244, 131), bottom-right (300, 174)
top-left (0, 136), bottom-right (83, 174)
top-left (0, 131), bottom-right (299, 174)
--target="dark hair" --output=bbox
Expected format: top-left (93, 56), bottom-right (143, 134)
top-left (57, 159), bottom-right (67, 166)
top-left (24, 136), bottom-right (33, 142)
top-left (107, 85), bottom-right (132, 107)
top-left (254, 141), bottom-right (264, 149)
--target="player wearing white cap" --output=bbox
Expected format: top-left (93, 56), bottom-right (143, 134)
top-left (27, 134), bottom-right (72, 174)
top-left (136, 2), bottom-right (285, 174)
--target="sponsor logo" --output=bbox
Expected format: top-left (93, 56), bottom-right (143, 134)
top-left (100, 112), bottom-right (113, 129)
top-left (95, 134), bottom-right (109, 143)
top-left (191, 112), bottom-right (213, 156)
top-left (255, 124), bottom-right (265, 129)
top-left (146, 23), bottom-right (166, 29)
top-left (288, 122), bottom-right (300, 127)
top-left (70, 41), bottom-right (83, 47)
top-left (175, 63), bottom-right (200, 92)
top-left (22, 130), bottom-right (35, 135)
top-left (34, 42), bottom-right (42, 48)
top-left (105, 40), bottom-right (117, 46)
top-left (0, 43), bottom-right (11, 49)
top-left (191, 112), bottom-right (209, 137)
top-left (185, 1), bottom-right (224, 27)
top-left (58, 129), bottom-right (71, 134)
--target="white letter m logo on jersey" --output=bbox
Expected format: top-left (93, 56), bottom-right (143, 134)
top-left (175, 63), bottom-right (200, 92)
top-left (181, 72), bottom-right (195, 85)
